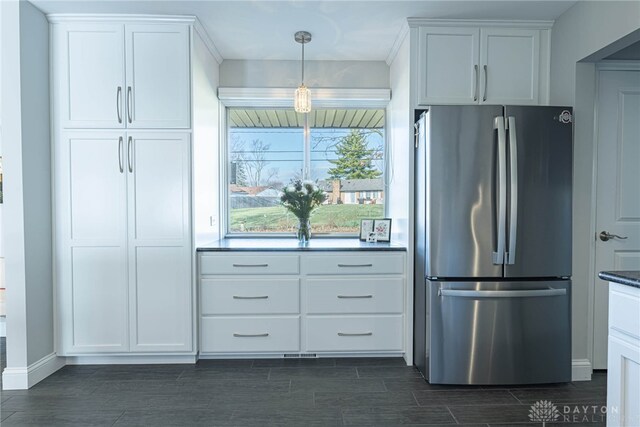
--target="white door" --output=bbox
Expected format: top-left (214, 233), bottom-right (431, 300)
top-left (127, 133), bottom-right (192, 352)
top-left (593, 68), bottom-right (640, 369)
top-left (55, 132), bottom-right (129, 353)
top-left (57, 23), bottom-right (125, 129)
top-left (125, 24), bottom-right (191, 129)
top-left (417, 27), bottom-right (479, 105)
top-left (480, 28), bottom-right (540, 105)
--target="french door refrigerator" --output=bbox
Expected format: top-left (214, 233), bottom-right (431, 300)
top-left (414, 105), bottom-right (573, 385)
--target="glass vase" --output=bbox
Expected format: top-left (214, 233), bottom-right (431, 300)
top-left (296, 218), bottom-right (311, 243)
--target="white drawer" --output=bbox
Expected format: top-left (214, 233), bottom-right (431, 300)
top-left (306, 278), bottom-right (403, 314)
top-left (199, 253), bottom-right (299, 275)
top-left (609, 283), bottom-right (640, 339)
top-left (201, 316), bottom-right (300, 353)
top-left (302, 253), bottom-right (404, 275)
top-left (306, 315), bottom-right (403, 352)
top-left (201, 278), bottom-right (300, 315)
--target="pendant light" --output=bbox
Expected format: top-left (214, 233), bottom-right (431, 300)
top-left (294, 31), bottom-right (312, 113)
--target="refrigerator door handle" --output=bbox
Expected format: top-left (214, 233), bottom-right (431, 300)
top-left (493, 116), bottom-right (507, 264)
top-left (506, 116), bottom-right (518, 265)
top-left (439, 288), bottom-right (566, 298)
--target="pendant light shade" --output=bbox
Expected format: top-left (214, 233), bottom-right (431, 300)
top-left (294, 31), bottom-right (312, 114)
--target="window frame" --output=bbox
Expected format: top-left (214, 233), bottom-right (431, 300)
top-left (218, 88), bottom-right (391, 238)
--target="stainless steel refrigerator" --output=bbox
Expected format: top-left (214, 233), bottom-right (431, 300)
top-left (414, 105), bottom-right (573, 385)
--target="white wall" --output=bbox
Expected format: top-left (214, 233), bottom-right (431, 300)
top-left (549, 0), bottom-right (640, 376)
top-left (220, 59), bottom-right (389, 89)
top-left (1, 0), bottom-right (58, 387)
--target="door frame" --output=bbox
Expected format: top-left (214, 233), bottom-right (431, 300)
top-left (589, 60), bottom-right (640, 369)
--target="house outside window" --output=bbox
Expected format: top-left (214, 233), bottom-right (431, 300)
top-left (225, 107), bottom-right (385, 235)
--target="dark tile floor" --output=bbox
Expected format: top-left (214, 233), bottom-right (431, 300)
top-left (0, 339), bottom-right (607, 426)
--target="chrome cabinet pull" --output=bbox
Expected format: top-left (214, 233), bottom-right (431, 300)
top-left (493, 116), bottom-right (507, 265)
top-left (482, 65), bottom-right (488, 102)
top-left (116, 86), bottom-right (122, 123)
top-left (337, 295), bottom-right (373, 299)
top-left (232, 263), bottom-right (269, 267)
top-left (233, 295), bottom-right (269, 300)
top-left (127, 136), bottom-right (133, 173)
top-left (127, 86), bottom-right (132, 123)
top-left (118, 136), bottom-right (124, 173)
top-left (473, 65), bottom-right (478, 102)
top-left (338, 332), bottom-right (373, 337)
top-left (506, 116), bottom-right (518, 265)
top-left (233, 333), bottom-right (269, 338)
top-left (599, 231), bottom-right (628, 242)
top-left (337, 263), bottom-right (373, 268)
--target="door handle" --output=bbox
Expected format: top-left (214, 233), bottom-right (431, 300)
top-left (337, 295), bottom-right (373, 299)
top-left (482, 65), bottom-right (488, 102)
top-left (116, 86), bottom-right (122, 123)
top-left (439, 288), bottom-right (566, 298)
top-left (506, 116), bottom-right (518, 265)
top-left (233, 333), bottom-right (269, 338)
top-left (232, 295), bottom-right (269, 300)
top-left (127, 136), bottom-right (133, 173)
top-left (338, 332), bottom-right (373, 337)
top-left (337, 263), bottom-right (373, 268)
top-left (493, 116), bottom-right (507, 264)
top-left (127, 86), bottom-right (132, 123)
top-left (118, 136), bottom-right (124, 173)
top-left (599, 231), bottom-right (628, 242)
top-left (232, 263), bottom-right (269, 267)
top-left (473, 65), bottom-right (478, 102)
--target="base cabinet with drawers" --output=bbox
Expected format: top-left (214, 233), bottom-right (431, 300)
top-left (198, 250), bottom-right (407, 356)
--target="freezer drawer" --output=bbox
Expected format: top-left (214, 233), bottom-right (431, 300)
top-left (429, 280), bottom-right (571, 385)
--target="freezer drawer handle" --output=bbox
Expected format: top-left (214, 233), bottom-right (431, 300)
top-left (337, 263), bottom-right (373, 268)
top-left (337, 295), bottom-right (373, 299)
top-left (439, 288), bottom-right (566, 298)
top-left (338, 332), bottom-right (373, 337)
top-left (233, 295), bottom-right (269, 300)
top-left (232, 263), bottom-right (269, 267)
top-left (233, 333), bottom-right (269, 338)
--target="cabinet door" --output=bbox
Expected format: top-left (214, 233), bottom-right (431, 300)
top-left (125, 25), bottom-right (191, 129)
top-left (55, 132), bottom-right (129, 353)
top-left (417, 27), bottom-right (479, 105)
top-left (56, 23), bottom-right (126, 129)
top-left (480, 28), bottom-right (540, 105)
top-left (127, 133), bottom-right (192, 352)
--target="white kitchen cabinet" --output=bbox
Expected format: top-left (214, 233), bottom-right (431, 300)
top-left (198, 251), bottom-right (406, 357)
top-left (53, 21), bottom-right (190, 129)
top-left (56, 132), bottom-right (192, 355)
top-left (414, 22), bottom-right (548, 106)
top-left (606, 282), bottom-right (640, 427)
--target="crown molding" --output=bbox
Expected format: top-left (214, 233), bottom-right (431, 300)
top-left (193, 18), bottom-right (223, 65)
top-left (386, 22), bottom-right (410, 66)
top-left (47, 13), bottom-right (196, 24)
top-left (406, 18), bottom-right (553, 29)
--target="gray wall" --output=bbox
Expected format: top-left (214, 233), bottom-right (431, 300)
top-left (549, 0), bottom-right (640, 369)
top-left (1, 0), bottom-right (54, 369)
top-left (220, 59), bottom-right (389, 88)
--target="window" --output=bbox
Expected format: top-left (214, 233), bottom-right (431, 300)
top-left (226, 107), bottom-right (385, 235)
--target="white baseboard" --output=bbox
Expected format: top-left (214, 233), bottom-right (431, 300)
top-left (65, 354), bottom-right (197, 365)
top-left (2, 353), bottom-right (66, 390)
top-left (572, 358), bottom-right (593, 381)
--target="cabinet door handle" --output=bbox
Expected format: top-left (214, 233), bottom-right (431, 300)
top-left (116, 86), bottom-right (122, 123)
top-left (118, 136), bottom-right (124, 173)
top-left (337, 263), bottom-right (373, 268)
top-left (233, 333), bottom-right (269, 338)
top-left (233, 295), bottom-right (269, 300)
top-left (127, 136), bottom-right (133, 173)
top-left (473, 65), bottom-right (478, 102)
top-left (338, 332), bottom-right (372, 337)
top-left (337, 295), bottom-right (373, 299)
top-left (232, 263), bottom-right (269, 267)
top-left (482, 65), bottom-right (488, 102)
top-left (127, 86), bottom-right (132, 123)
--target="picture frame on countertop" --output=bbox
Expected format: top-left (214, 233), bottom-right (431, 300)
top-left (373, 218), bottom-right (392, 242)
top-left (359, 219), bottom-right (374, 241)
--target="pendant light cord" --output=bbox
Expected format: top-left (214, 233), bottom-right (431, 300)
top-left (301, 40), bottom-right (305, 85)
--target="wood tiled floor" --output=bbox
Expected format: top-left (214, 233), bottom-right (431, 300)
top-left (0, 339), bottom-right (607, 426)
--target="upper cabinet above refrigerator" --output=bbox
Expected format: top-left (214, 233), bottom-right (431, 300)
top-left (52, 22), bottom-right (191, 129)
top-left (412, 20), bottom-right (550, 106)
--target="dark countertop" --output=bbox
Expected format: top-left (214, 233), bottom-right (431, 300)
top-left (197, 238), bottom-right (406, 252)
top-left (599, 271), bottom-right (640, 289)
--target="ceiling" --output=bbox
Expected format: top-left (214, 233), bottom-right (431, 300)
top-left (31, 0), bottom-right (578, 61)
top-left (605, 40), bottom-right (640, 61)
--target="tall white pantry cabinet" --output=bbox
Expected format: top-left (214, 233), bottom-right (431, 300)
top-left (51, 16), bottom-right (195, 356)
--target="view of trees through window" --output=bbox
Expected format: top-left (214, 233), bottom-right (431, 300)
top-left (228, 108), bottom-right (385, 234)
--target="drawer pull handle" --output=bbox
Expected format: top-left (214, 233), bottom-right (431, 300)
top-left (338, 332), bottom-right (373, 337)
top-left (233, 333), bottom-right (269, 338)
top-left (232, 263), bottom-right (269, 267)
top-left (337, 295), bottom-right (373, 299)
top-left (337, 263), bottom-right (373, 268)
top-left (233, 295), bottom-right (269, 300)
